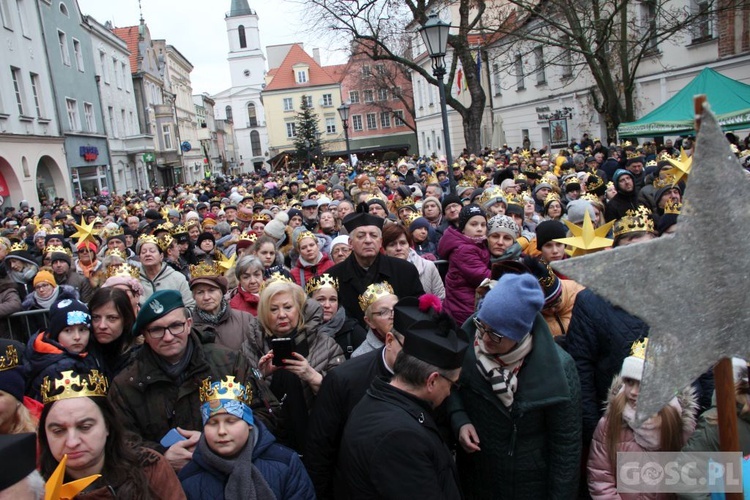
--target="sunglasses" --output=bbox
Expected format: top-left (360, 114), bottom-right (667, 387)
top-left (473, 317), bottom-right (504, 344)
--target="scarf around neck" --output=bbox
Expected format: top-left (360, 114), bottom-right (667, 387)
top-left (622, 394), bottom-right (681, 450)
top-left (197, 298), bottom-right (228, 325)
top-left (474, 332), bottom-right (533, 407)
top-left (195, 430), bottom-right (276, 500)
top-left (490, 242), bottom-right (523, 264)
top-left (35, 287), bottom-right (60, 309)
top-left (317, 306), bottom-right (346, 339)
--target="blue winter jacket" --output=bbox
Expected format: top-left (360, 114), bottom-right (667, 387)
top-left (179, 420), bottom-right (315, 500)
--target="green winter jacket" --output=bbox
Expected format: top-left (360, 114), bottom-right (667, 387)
top-left (447, 313), bottom-right (582, 500)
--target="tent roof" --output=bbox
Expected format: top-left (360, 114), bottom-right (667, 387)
top-left (618, 68), bottom-right (750, 137)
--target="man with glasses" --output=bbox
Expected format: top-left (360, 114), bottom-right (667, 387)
top-left (328, 213), bottom-right (424, 328)
top-left (335, 295), bottom-right (468, 499)
top-left (446, 272), bottom-right (581, 499)
top-left (109, 289), bottom-right (278, 472)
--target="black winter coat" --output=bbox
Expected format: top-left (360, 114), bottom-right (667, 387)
top-left (328, 253), bottom-right (424, 328)
top-left (447, 314), bottom-right (581, 500)
top-left (334, 377), bottom-right (462, 500)
top-left (304, 348), bottom-right (392, 499)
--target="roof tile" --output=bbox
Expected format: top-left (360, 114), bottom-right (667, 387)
top-left (264, 44), bottom-right (339, 91)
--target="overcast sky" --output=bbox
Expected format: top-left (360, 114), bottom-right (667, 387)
top-left (77, 0), bottom-right (347, 95)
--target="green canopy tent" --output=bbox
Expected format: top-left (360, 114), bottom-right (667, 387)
top-left (618, 67), bottom-right (750, 137)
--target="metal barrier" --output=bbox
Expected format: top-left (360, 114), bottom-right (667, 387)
top-left (4, 309), bottom-right (49, 343)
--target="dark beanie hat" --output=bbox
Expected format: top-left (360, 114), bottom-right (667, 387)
top-left (408, 216), bottom-right (431, 233)
top-left (287, 208), bottom-right (302, 221)
top-left (0, 433), bottom-right (36, 490)
top-left (477, 273), bottom-right (544, 342)
top-left (196, 232), bottom-right (215, 247)
top-left (48, 298), bottom-right (91, 341)
top-left (441, 194), bottom-right (462, 214)
top-left (657, 212), bottom-right (679, 235)
top-left (535, 220), bottom-right (567, 248)
top-left (0, 340), bottom-right (25, 402)
top-left (458, 204), bottom-right (486, 232)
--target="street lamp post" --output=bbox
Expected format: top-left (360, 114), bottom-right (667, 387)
top-left (420, 11), bottom-right (456, 196)
top-left (337, 102), bottom-right (352, 166)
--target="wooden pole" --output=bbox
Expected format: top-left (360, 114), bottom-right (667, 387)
top-left (714, 357), bottom-right (743, 500)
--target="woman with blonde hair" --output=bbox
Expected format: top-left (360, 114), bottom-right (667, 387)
top-left (241, 277), bottom-right (344, 451)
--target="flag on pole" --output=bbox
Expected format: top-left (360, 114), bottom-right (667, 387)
top-left (455, 61), bottom-right (464, 96)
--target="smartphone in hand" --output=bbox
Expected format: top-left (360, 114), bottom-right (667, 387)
top-left (271, 337), bottom-right (294, 367)
top-left (160, 428), bottom-right (187, 448)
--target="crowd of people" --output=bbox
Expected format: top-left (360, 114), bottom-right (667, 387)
top-left (0, 134), bottom-right (749, 499)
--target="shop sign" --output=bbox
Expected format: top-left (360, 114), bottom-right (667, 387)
top-left (79, 146), bottom-right (99, 162)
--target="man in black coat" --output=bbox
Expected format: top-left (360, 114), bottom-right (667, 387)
top-left (334, 297), bottom-right (468, 500)
top-left (304, 329), bottom-right (404, 499)
top-left (328, 213), bottom-right (424, 328)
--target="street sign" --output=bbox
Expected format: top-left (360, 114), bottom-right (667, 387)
top-left (142, 152), bottom-right (155, 163)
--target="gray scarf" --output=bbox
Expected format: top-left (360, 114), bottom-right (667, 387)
top-left (155, 337), bottom-right (194, 383)
top-left (35, 287), bottom-right (60, 309)
top-left (196, 298), bottom-right (228, 325)
top-left (196, 428), bottom-right (276, 500)
top-left (9, 266), bottom-right (37, 284)
top-left (317, 306), bottom-right (346, 339)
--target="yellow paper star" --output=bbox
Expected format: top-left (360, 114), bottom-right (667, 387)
top-left (664, 147), bottom-right (693, 185)
top-left (70, 219), bottom-right (97, 244)
top-left (45, 455), bottom-right (101, 500)
top-left (555, 211), bottom-right (615, 257)
top-left (217, 252), bottom-right (236, 273)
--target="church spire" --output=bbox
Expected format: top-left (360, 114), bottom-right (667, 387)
top-left (229, 0), bottom-right (254, 17)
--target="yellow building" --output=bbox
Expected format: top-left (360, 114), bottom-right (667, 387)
top-left (262, 44), bottom-right (347, 165)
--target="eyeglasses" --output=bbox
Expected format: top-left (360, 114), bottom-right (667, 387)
top-left (34, 283), bottom-right (53, 290)
top-left (474, 317), bottom-right (504, 344)
top-left (372, 308), bottom-right (394, 318)
top-left (144, 321), bottom-right (187, 339)
top-left (438, 372), bottom-right (462, 390)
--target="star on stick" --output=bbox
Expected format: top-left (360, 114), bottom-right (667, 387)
top-left (664, 147), bottom-right (693, 185)
top-left (217, 252), bottom-right (236, 273)
top-left (555, 211), bottom-right (615, 257)
top-left (70, 219), bottom-right (97, 245)
top-left (45, 455), bottom-right (101, 500)
top-left (553, 104), bottom-right (750, 424)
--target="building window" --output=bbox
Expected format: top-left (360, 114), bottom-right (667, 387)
top-left (349, 90), bottom-right (359, 103)
top-left (286, 122), bottom-right (296, 138)
top-left (297, 70), bottom-right (307, 83)
top-left (352, 115), bottom-right (363, 131)
top-left (377, 88), bottom-right (388, 101)
top-left (59, 2), bottom-right (68, 16)
top-left (283, 98), bottom-right (293, 111)
top-left (251, 130), bottom-right (261, 156)
top-left (325, 117), bottom-right (336, 134)
top-left (366, 113), bottom-right (377, 130)
top-left (0, 0), bottom-right (13, 29)
top-left (122, 62), bottom-right (129, 90)
top-left (534, 46), bottom-right (546, 84)
top-left (376, 64), bottom-right (386, 75)
top-left (114, 57), bottom-right (122, 88)
top-left (641, 0), bottom-right (658, 51)
top-left (238, 25), bottom-right (247, 48)
top-left (361, 65), bottom-right (371, 78)
top-left (82, 102), bottom-right (94, 132)
top-left (363, 90), bottom-right (374, 103)
top-left (11, 67), bottom-right (24, 115)
top-left (107, 106), bottom-right (116, 137)
top-left (66, 98), bottom-right (79, 130)
top-left (99, 51), bottom-right (109, 84)
top-left (120, 109), bottom-right (126, 135)
top-left (492, 63), bottom-right (502, 95)
top-left (73, 39), bottom-right (84, 72)
top-left (380, 112), bottom-right (391, 128)
top-left (392, 86), bottom-right (402, 98)
top-left (162, 124), bottom-right (173, 149)
top-left (29, 72), bottom-right (42, 117)
top-left (561, 39), bottom-right (573, 78)
top-left (225, 105), bottom-right (233, 121)
top-left (16, 0), bottom-right (29, 37)
top-left (393, 110), bottom-right (404, 126)
top-left (303, 95), bottom-right (312, 108)
top-left (515, 55), bottom-right (525, 90)
top-left (322, 94), bottom-right (333, 107)
top-left (247, 102), bottom-right (258, 127)
top-left (693, 1), bottom-right (713, 41)
top-left (58, 30), bottom-right (70, 66)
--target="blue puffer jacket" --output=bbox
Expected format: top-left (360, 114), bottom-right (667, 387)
top-left (179, 420), bottom-right (315, 500)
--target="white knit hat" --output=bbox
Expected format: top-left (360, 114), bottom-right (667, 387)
top-left (620, 338), bottom-right (648, 381)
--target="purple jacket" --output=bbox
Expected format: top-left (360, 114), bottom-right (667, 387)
top-left (437, 226), bottom-right (490, 325)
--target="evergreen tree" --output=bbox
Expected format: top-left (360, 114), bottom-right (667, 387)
top-left (293, 95), bottom-right (323, 166)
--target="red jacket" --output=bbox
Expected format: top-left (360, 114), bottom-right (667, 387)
top-left (291, 252), bottom-right (334, 289)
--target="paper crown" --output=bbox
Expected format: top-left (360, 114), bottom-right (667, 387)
top-left (0, 344), bottom-right (20, 371)
top-left (564, 176), bottom-right (581, 187)
top-left (585, 176), bottom-right (604, 191)
top-left (544, 192), bottom-right (561, 207)
top-left (653, 174), bottom-right (678, 189)
top-left (621, 140), bottom-right (633, 148)
top-left (104, 226), bottom-right (124, 238)
top-left (396, 197), bottom-right (416, 210)
top-left (251, 213), bottom-right (271, 224)
top-left (403, 212), bottom-right (422, 227)
top-left (630, 338), bottom-right (648, 360)
top-left (190, 261), bottom-right (222, 279)
top-left (171, 224), bottom-right (188, 235)
top-left (157, 234), bottom-right (174, 252)
top-left (580, 193), bottom-right (603, 206)
top-left (295, 230), bottom-right (317, 246)
top-left (138, 234), bottom-right (159, 247)
top-left (10, 241), bottom-right (28, 252)
top-left (238, 232), bottom-right (258, 243)
top-left (105, 263), bottom-right (140, 279)
top-left (260, 272), bottom-right (294, 292)
top-left (305, 273), bottom-right (339, 295)
top-left (47, 227), bottom-right (64, 235)
top-left (477, 186), bottom-right (505, 206)
top-left (613, 207), bottom-right (656, 239)
top-left (45, 244), bottom-right (72, 257)
top-left (41, 370), bottom-right (109, 405)
top-left (105, 248), bottom-right (127, 260)
top-left (154, 222), bottom-right (173, 233)
top-left (664, 200), bottom-right (682, 215)
top-left (199, 375), bottom-right (253, 406)
top-left (358, 281), bottom-right (395, 312)
top-left (626, 150), bottom-right (643, 160)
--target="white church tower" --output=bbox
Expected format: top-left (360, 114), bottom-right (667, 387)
top-left (213, 0), bottom-right (269, 173)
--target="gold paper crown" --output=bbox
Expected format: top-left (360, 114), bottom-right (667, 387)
top-left (564, 176), bottom-right (581, 187)
top-left (10, 241), bottom-right (28, 252)
top-left (626, 151), bottom-right (643, 160)
top-left (104, 226), bottom-right (124, 238)
top-left (171, 224), bottom-right (188, 235)
top-left (251, 213), bottom-right (271, 224)
top-left (199, 376), bottom-right (253, 406)
top-left (154, 222), bottom-right (173, 233)
top-left (41, 370), bottom-right (109, 405)
top-left (305, 273), bottom-right (339, 295)
top-left (0, 344), bottom-right (19, 371)
top-left (613, 208), bottom-right (656, 239)
top-left (621, 140), bottom-right (633, 148)
top-left (358, 281), bottom-right (395, 312)
top-left (646, 159), bottom-right (657, 168)
top-left (659, 151), bottom-right (673, 161)
top-left (505, 193), bottom-right (524, 207)
top-left (296, 230), bottom-right (317, 246)
top-left (580, 193), bottom-right (603, 206)
top-left (630, 338), bottom-right (648, 360)
top-left (541, 173), bottom-right (558, 187)
top-left (47, 227), bottom-right (64, 235)
top-left (92, 216), bottom-right (104, 224)
top-left (137, 234), bottom-right (160, 247)
top-left (189, 261), bottom-right (221, 279)
top-left (45, 244), bottom-right (72, 257)
top-left (105, 248), bottom-right (127, 260)
top-left (157, 234), bottom-right (174, 251)
top-left (403, 212), bottom-right (422, 227)
top-left (105, 263), bottom-right (140, 279)
top-left (653, 174), bottom-right (677, 190)
top-left (514, 173), bottom-right (527, 182)
top-left (663, 200), bottom-right (682, 215)
top-left (544, 192), bottom-right (561, 206)
top-left (395, 197), bottom-right (416, 210)
top-left (238, 232), bottom-right (258, 243)
top-left (260, 272), bottom-right (294, 292)
top-left (187, 219), bottom-right (201, 229)
top-left (477, 187), bottom-right (505, 206)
